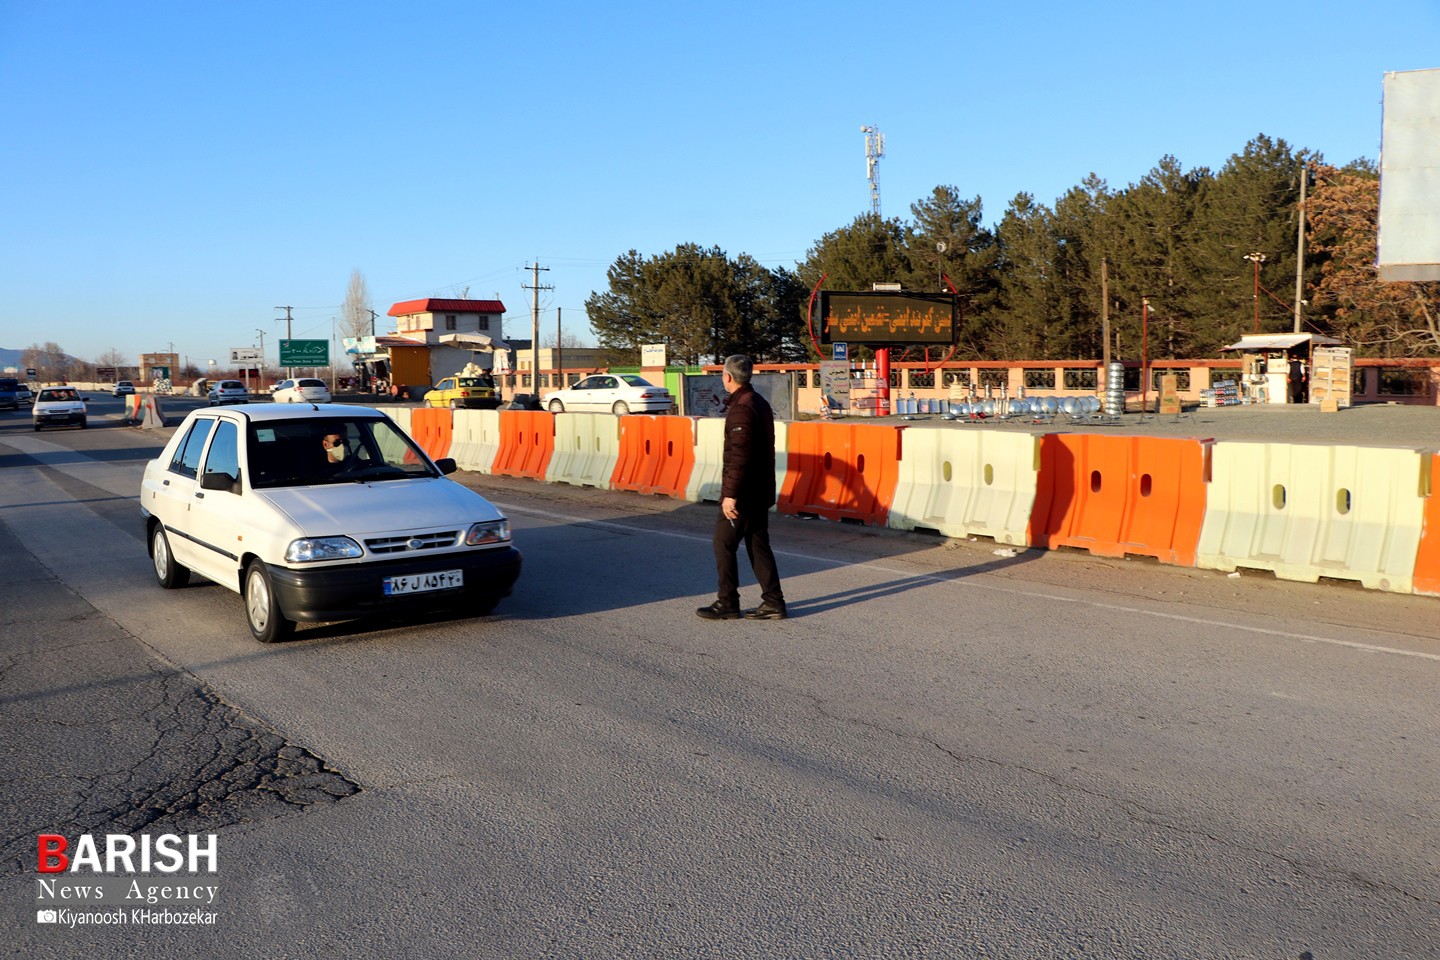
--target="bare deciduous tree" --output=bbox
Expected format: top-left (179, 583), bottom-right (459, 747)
top-left (341, 270), bottom-right (374, 342)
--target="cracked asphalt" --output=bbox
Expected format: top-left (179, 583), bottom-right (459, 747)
top-left (0, 519), bottom-right (359, 878)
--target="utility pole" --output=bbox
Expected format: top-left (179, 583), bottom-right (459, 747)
top-left (1101, 257), bottom-right (1111, 389)
top-left (521, 262), bottom-right (552, 401)
top-left (275, 305), bottom-right (293, 377)
top-left (1243, 254), bottom-right (1266, 333)
top-left (367, 308), bottom-right (378, 338)
top-left (255, 329), bottom-right (266, 385)
top-left (556, 306), bottom-right (563, 390)
top-left (1294, 168), bottom-right (1308, 334)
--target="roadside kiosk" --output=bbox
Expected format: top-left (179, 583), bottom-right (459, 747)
top-left (1222, 333), bottom-right (1343, 405)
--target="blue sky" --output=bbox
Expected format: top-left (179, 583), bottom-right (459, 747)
top-left (2, 0), bottom-right (1437, 370)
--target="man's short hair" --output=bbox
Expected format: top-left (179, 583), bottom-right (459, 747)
top-left (723, 355), bottom-right (754, 385)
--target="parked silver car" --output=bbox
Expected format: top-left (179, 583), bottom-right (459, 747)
top-left (272, 377), bottom-right (332, 404)
top-left (207, 380), bottom-right (250, 406)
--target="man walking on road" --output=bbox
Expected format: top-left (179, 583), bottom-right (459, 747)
top-left (697, 355), bottom-right (787, 621)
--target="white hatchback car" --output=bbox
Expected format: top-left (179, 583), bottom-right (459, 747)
top-left (141, 404), bottom-right (522, 642)
top-left (272, 377), bottom-right (332, 404)
top-left (32, 386), bottom-right (87, 430)
top-left (544, 374), bottom-right (673, 415)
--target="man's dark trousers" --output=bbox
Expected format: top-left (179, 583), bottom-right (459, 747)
top-left (713, 509), bottom-right (783, 609)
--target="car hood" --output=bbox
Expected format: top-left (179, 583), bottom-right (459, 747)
top-left (259, 478), bottom-right (504, 535)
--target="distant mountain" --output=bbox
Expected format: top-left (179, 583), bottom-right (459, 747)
top-left (0, 347), bottom-right (22, 371)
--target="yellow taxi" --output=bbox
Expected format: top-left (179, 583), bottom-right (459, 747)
top-left (425, 375), bottom-right (500, 410)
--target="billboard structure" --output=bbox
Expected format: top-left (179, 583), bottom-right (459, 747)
top-left (1379, 67), bottom-right (1440, 281)
top-left (817, 291), bottom-right (957, 346)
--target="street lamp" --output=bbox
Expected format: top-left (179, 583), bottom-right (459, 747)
top-left (1243, 252), bottom-right (1267, 332)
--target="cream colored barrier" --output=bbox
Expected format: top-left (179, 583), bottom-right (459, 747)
top-left (686, 418), bottom-right (725, 502)
top-left (1196, 441), bottom-right (1429, 593)
top-left (385, 405), bottom-right (414, 438)
top-left (887, 428), bottom-right (1041, 546)
top-left (546, 412), bottom-right (621, 489)
top-left (685, 418), bottom-right (788, 508)
top-left (451, 409), bottom-right (502, 474)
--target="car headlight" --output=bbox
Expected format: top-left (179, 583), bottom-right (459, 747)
top-left (286, 536), bottom-right (364, 562)
top-left (465, 519), bottom-right (510, 545)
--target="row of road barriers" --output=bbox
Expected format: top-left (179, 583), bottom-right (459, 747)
top-left (392, 408), bottom-right (1440, 599)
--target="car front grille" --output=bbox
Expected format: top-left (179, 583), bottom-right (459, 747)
top-left (364, 531), bottom-right (461, 555)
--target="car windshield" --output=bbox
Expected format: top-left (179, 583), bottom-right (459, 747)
top-left (247, 416), bottom-right (439, 488)
top-left (41, 389), bottom-right (79, 401)
top-left (618, 375), bottom-right (656, 387)
top-left (456, 378), bottom-right (489, 387)
top-left (298, 379), bottom-right (325, 388)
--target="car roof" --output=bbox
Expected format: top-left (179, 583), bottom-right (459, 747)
top-left (189, 402), bottom-right (385, 425)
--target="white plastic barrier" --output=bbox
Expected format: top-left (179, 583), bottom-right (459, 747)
top-left (546, 412), bottom-right (621, 489)
top-left (385, 405), bottom-right (414, 438)
top-left (685, 418), bottom-right (789, 509)
top-left (451, 409), bottom-right (502, 474)
top-left (1196, 441), bottom-right (1429, 593)
top-left (887, 428), bottom-right (1041, 546)
top-left (686, 418), bottom-right (725, 502)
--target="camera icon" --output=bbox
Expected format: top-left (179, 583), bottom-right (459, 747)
top-left (37, 909), bottom-right (57, 923)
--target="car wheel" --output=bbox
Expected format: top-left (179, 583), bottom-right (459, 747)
top-left (151, 525), bottom-right (190, 589)
top-left (474, 597), bottom-right (499, 616)
top-left (612, 400), bottom-right (630, 415)
top-left (548, 399), bottom-right (565, 414)
top-left (79, 417), bottom-right (87, 428)
top-left (33, 423), bottom-right (41, 431)
top-left (244, 560), bottom-right (294, 644)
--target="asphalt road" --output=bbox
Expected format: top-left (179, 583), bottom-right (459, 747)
top-left (2, 398), bottom-right (1438, 958)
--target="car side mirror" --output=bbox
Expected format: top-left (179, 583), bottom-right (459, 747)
top-left (200, 470), bottom-right (240, 491)
top-left (434, 457), bottom-right (458, 476)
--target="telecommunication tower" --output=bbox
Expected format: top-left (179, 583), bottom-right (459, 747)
top-left (862, 125), bottom-right (884, 216)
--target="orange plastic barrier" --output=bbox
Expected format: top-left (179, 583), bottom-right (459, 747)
top-left (1028, 434), bottom-right (1209, 566)
top-left (609, 416), bottom-right (696, 498)
top-left (1412, 454), bottom-right (1440, 596)
top-left (408, 408), bottom-right (454, 462)
top-left (492, 410), bottom-right (555, 480)
top-left (777, 422), bottom-right (903, 526)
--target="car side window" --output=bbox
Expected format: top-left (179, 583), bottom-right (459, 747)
top-left (201, 420), bottom-right (241, 485)
top-left (170, 419), bottom-right (215, 479)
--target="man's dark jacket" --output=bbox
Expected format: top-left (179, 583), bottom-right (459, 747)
top-left (721, 383), bottom-right (777, 512)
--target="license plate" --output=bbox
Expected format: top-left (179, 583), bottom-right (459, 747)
top-left (383, 569), bottom-right (463, 596)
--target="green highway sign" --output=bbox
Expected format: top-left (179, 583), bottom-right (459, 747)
top-left (278, 339), bottom-right (330, 366)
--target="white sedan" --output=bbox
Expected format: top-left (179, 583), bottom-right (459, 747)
top-left (544, 374), bottom-right (673, 415)
top-left (33, 386), bottom-right (86, 430)
top-left (272, 377), bottom-right (332, 404)
top-left (140, 403), bottom-right (522, 642)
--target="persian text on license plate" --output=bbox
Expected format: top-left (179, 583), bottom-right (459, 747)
top-left (383, 569), bottom-right (463, 596)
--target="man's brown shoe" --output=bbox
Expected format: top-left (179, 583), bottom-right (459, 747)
top-left (744, 601), bottom-right (788, 620)
top-left (696, 601), bottom-right (743, 620)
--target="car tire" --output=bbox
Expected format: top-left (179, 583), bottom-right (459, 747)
top-left (151, 524), bottom-right (190, 589)
top-left (612, 400), bottom-right (630, 415)
top-left (244, 560), bottom-right (294, 644)
top-left (79, 417), bottom-right (87, 428)
top-left (548, 399), bottom-right (565, 413)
